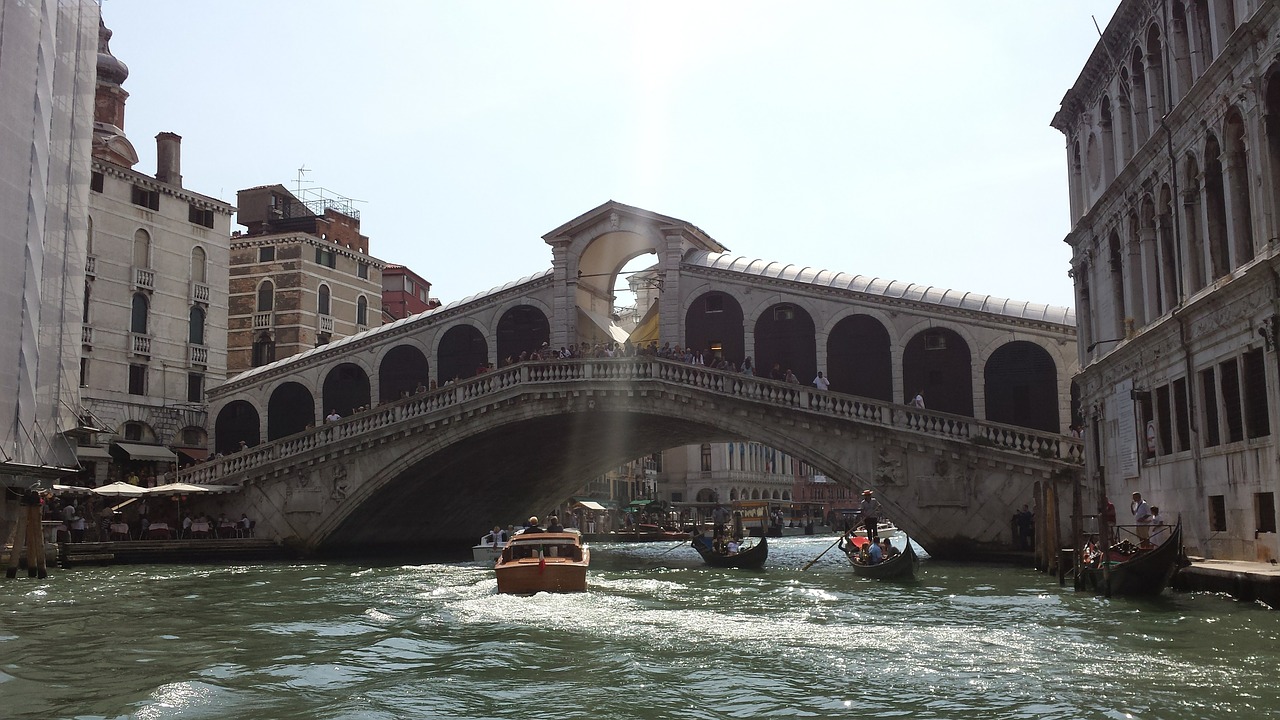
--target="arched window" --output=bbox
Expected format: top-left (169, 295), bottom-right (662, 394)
top-left (133, 229), bottom-right (151, 268)
top-left (82, 282), bottom-right (91, 324)
top-left (130, 293), bottom-right (148, 334)
top-left (318, 284), bottom-right (331, 316)
top-left (252, 332), bottom-right (275, 367)
top-left (357, 295), bottom-right (368, 326)
top-left (87, 216), bottom-right (94, 255)
top-left (191, 246), bottom-right (207, 283)
top-left (188, 306), bottom-right (205, 345)
top-left (257, 280), bottom-right (275, 312)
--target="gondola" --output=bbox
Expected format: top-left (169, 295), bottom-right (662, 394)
top-left (1077, 519), bottom-right (1185, 597)
top-left (690, 533), bottom-right (768, 569)
top-left (842, 534), bottom-right (919, 580)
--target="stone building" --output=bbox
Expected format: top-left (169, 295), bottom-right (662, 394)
top-left (382, 264), bottom-right (439, 321)
top-left (81, 18), bottom-right (234, 480)
top-left (1053, 0), bottom-right (1280, 560)
top-left (227, 185), bottom-right (387, 376)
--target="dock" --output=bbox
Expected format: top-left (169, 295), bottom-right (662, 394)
top-left (1173, 557), bottom-right (1280, 608)
top-left (58, 538), bottom-right (292, 567)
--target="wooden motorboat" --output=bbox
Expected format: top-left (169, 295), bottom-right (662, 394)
top-left (842, 534), bottom-right (919, 580)
top-left (1077, 519), bottom-right (1185, 597)
top-left (689, 533), bottom-right (768, 569)
top-left (495, 530), bottom-right (589, 594)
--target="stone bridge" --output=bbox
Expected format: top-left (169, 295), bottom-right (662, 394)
top-left (184, 358), bottom-right (1083, 557)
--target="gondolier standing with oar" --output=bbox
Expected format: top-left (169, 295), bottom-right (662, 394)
top-left (858, 490), bottom-right (884, 542)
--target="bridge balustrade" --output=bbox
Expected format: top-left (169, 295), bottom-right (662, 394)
top-left (183, 357), bottom-right (1082, 486)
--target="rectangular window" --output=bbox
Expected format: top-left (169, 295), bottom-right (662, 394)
top-left (188, 204), bottom-right (215, 228)
top-left (130, 185), bottom-right (159, 210)
top-left (1257, 492), bottom-right (1277, 534)
top-left (315, 247), bottom-right (336, 268)
top-left (924, 330), bottom-right (947, 350)
top-left (259, 246), bottom-right (276, 262)
top-left (1220, 359), bottom-right (1244, 443)
top-left (670, 492), bottom-right (683, 503)
top-left (1208, 495), bottom-right (1226, 532)
top-left (773, 305), bottom-right (795, 322)
top-left (357, 262), bottom-right (369, 279)
top-left (1243, 349), bottom-right (1269, 439)
top-left (700, 444), bottom-right (712, 472)
top-left (1173, 378), bottom-right (1191, 452)
top-left (128, 364), bottom-right (146, 395)
top-left (404, 276), bottom-right (413, 292)
top-left (1201, 367), bottom-right (1221, 447)
top-left (1147, 387), bottom-right (1164, 458)
top-left (187, 372), bottom-right (204, 403)
top-left (79, 358), bottom-right (89, 388)
top-left (90, 171), bottom-right (104, 193)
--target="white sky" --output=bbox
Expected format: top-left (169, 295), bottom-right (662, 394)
top-left (101, 0), bottom-right (1121, 311)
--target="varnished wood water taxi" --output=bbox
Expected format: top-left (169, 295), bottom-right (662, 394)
top-left (495, 529), bottom-right (590, 594)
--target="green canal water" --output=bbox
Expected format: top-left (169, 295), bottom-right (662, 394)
top-left (1, 535), bottom-right (1277, 719)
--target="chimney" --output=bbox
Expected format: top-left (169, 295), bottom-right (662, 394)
top-left (156, 132), bottom-right (182, 187)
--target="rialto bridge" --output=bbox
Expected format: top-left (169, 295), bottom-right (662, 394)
top-left (188, 201), bottom-right (1083, 557)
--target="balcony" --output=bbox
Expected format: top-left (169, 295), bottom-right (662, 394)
top-left (134, 267), bottom-right (155, 290)
top-left (191, 282), bottom-right (210, 304)
top-left (130, 333), bottom-right (151, 356)
top-left (252, 312), bottom-right (273, 329)
top-left (319, 315), bottom-right (334, 334)
top-left (84, 255), bottom-right (96, 276)
top-left (81, 326), bottom-right (92, 345)
top-left (188, 344), bottom-right (208, 366)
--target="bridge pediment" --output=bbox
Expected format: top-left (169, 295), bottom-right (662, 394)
top-left (542, 200), bottom-right (726, 254)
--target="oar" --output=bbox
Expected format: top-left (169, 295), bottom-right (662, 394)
top-left (802, 533), bottom-right (849, 571)
top-left (658, 539), bottom-right (689, 556)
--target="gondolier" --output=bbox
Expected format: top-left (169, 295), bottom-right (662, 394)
top-left (858, 490), bottom-right (884, 542)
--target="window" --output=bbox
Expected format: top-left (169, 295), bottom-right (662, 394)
top-left (315, 247), bottom-right (336, 268)
top-left (1208, 495), bottom-right (1226, 532)
top-left (404, 276), bottom-right (414, 292)
top-left (925, 330), bottom-right (948, 350)
top-left (1243, 349), bottom-right (1269, 439)
top-left (773, 305), bottom-right (795, 321)
top-left (1154, 385), bottom-right (1171, 455)
top-left (1257, 492), bottom-right (1277, 534)
top-left (188, 204), bottom-right (214, 228)
top-left (1173, 378), bottom-right (1191, 452)
top-left (357, 295), bottom-right (368, 325)
top-left (133, 229), bottom-right (151, 268)
top-left (257, 280), bottom-right (275, 312)
top-left (130, 185), bottom-right (159, 210)
top-left (79, 358), bottom-right (89, 387)
top-left (705, 295), bottom-right (723, 313)
top-left (259, 246), bottom-right (276, 262)
top-left (357, 262), bottom-right (369, 279)
top-left (1200, 367), bottom-right (1220, 447)
top-left (700, 443), bottom-right (712, 472)
top-left (128, 364), bottom-right (146, 395)
top-left (252, 333), bottom-right (275, 367)
top-left (90, 171), bottom-right (104, 193)
top-left (82, 282), bottom-right (91, 324)
top-left (182, 427), bottom-right (205, 446)
top-left (130, 293), bottom-right (149, 334)
top-left (188, 306), bottom-right (205, 345)
top-left (1220, 359), bottom-right (1244, 443)
top-left (1140, 389), bottom-right (1157, 459)
top-left (671, 492), bottom-right (683, 503)
top-left (187, 373), bottom-right (204, 403)
top-left (318, 284), bottom-right (331, 316)
top-left (190, 247), bottom-right (207, 284)
top-left (124, 422), bottom-right (143, 441)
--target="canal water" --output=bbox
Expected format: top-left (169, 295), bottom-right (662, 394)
top-left (1, 535), bottom-right (1276, 719)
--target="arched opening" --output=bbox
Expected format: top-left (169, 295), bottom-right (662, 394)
top-left (120, 420), bottom-right (157, 443)
top-left (1108, 230), bottom-right (1126, 338)
top-left (695, 488), bottom-right (717, 503)
top-left (1128, 53), bottom-right (1150, 145)
top-left (684, 291), bottom-right (744, 367)
top-left (130, 293), bottom-right (148, 334)
top-left (437, 324), bottom-right (488, 384)
top-left (323, 363), bottom-right (371, 417)
top-left (1190, 0), bottom-right (1213, 76)
top-left (496, 305), bottom-right (550, 365)
top-left (1224, 108), bottom-right (1254, 266)
top-left (754, 303), bottom-right (816, 383)
top-left (268, 381), bottom-right (315, 440)
top-left (1157, 184), bottom-right (1180, 309)
top-left (252, 332), bottom-right (275, 367)
top-left (257, 280), bottom-right (275, 312)
top-left (902, 327), bottom-right (973, 417)
top-left (826, 314), bottom-right (892, 400)
top-left (188, 306), bottom-right (205, 345)
top-left (357, 295), bottom-right (368, 326)
top-left (1170, 3), bottom-right (1194, 100)
top-left (984, 341), bottom-right (1059, 432)
top-left (1100, 97), bottom-right (1117, 186)
top-left (133, 228), bottom-right (150, 268)
top-left (1116, 73), bottom-right (1134, 165)
top-left (214, 400), bottom-right (259, 454)
top-left (191, 246), bottom-right (207, 284)
top-left (1182, 153), bottom-right (1206, 292)
top-left (318, 284), bottom-right (331, 316)
top-left (1145, 25), bottom-right (1167, 119)
top-left (379, 344), bottom-right (430, 402)
top-left (1127, 210), bottom-right (1147, 326)
top-left (1204, 133), bottom-right (1230, 278)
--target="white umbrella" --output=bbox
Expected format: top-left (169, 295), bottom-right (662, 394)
top-left (92, 481), bottom-right (147, 497)
top-left (52, 484), bottom-right (94, 495)
top-left (147, 482), bottom-right (217, 495)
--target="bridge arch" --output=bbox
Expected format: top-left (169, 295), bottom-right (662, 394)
top-left (214, 400), bottom-right (260, 453)
top-left (826, 313), bottom-right (894, 401)
top-left (267, 381), bottom-right (315, 440)
top-left (684, 289), bottom-right (745, 365)
top-left (323, 363), bottom-right (372, 417)
top-left (495, 303), bottom-right (551, 364)
top-left (378, 344), bottom-right (431, 402)
top-left (983, 340), bottom-right (1060, 432)
top-left (753, 301), bottom-right (817, 383)
top-left (902, 325), bottom-right (974, 416)
top-left (436, 322), bottom-right (489, 383)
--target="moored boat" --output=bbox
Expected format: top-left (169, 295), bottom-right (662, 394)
top-left (689, 533), bottom-right (768, 569)
top-left (842, 534), bottom-right (919, 581)
top-left (495, 530), bottom-right (589, 594)
top-left (1077, 519), bottom-right (1186, 597)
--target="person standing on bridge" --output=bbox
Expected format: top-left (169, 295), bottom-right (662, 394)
top-left (912, 391), bottom-right (925, 409)
top-left (857, 489), bottom-right (884, 542)
top-left (813, 372), bottom-right (830, 391)
top-left (325, 409), bottom-right (341, 423)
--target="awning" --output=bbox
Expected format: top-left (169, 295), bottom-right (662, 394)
top-left (174, 447), bottom-right (208, 465)
top-left (573, 499), bottom-right (607, 511)
top-left (110, 442), bottom-right (178, 463)
top-left (75, 445), bottom-right (113, 461)
top-left (627, 301), bottom-right (659, 345)
top-left (577, 307), bottom-right (630, 344)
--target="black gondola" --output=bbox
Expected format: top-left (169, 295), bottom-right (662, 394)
top-left (1077, 519), bottom-right (1186, 597)
top-left (690, 534), bottom-right (768, 569)
top-left (842, 534), bottom-right (919, 581)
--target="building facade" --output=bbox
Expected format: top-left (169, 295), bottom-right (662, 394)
top-left (382, 264), bottom-right (439, 321)
top-left (228, 185), bottom-right (387, 375)
top-left (81, 18), bottom-right (234, 481)
top-left (1053, 0), bottom-right (1280, 560)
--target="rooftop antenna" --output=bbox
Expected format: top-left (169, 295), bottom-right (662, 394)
top-left (295, 165), bottom-right (312, 195)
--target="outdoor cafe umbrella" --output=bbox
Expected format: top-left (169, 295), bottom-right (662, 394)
top-left (91, 481), bottom-right (147, 497)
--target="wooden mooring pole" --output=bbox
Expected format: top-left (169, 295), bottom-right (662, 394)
top-left (4, 488), bottom-right (48, 579)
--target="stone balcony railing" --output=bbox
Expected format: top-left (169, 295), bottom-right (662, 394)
top-left (189, 344), bottom-right (208, 366)
top-left (131, 333), bottom-right (151, 356)
top-left (319, 315), bottom-right (334, 334)
top-left (182, 358), bottom-right (1085, 486)
top-left (81, 326), bottom-right (92, 345)
top-left (84, 255), bottom-right (96, 276)
top-left (134, 267), bottom-right (155, 290)
top-left (191, 282), bottom-right (210, 304)
top-left (252, 312), bottom-right (273, 329)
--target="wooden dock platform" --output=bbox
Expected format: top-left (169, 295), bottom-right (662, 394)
top-left (59, 538), bottom-right (292, 567)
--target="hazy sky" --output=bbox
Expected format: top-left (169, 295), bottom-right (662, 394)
top-left (101, 1), bottom-right (1120, 311)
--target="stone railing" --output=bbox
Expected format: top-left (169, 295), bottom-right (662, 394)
top-left (85, 255), bottom-right (96, 276)
top-left (189, 344), bottom-right (208, 366)
top-left (252, 312), bottom-right (273, 329)
top-left (130, 333), bottom-right (151, 356)
top-left (134, 267), bottom-right (155, 290)
top-left (182, 358), bottom-right (1084, 485)
top-left (191, 282), bottom-right (211, 303)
